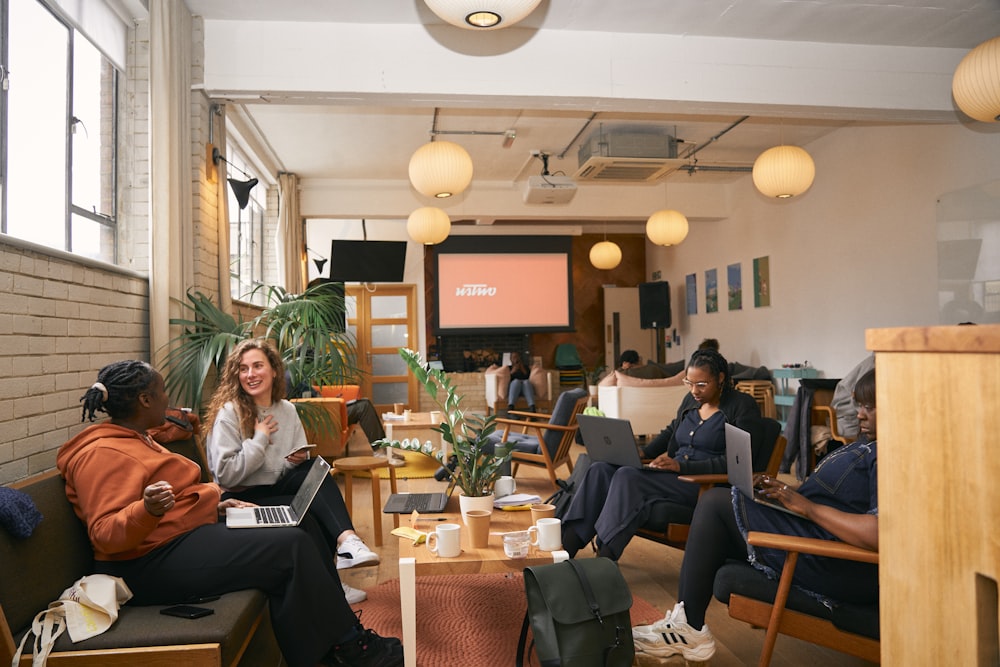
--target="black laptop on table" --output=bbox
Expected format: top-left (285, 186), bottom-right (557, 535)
top-left (382, 474), bottom-right (459, 514)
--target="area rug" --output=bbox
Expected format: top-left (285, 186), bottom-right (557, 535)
top-left (353, 573), bottom-right (665, 666)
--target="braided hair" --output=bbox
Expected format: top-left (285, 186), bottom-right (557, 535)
top-left (686, 348), bottom-right (734, 391)
top-left (80, 360), bottom-right (156, 422)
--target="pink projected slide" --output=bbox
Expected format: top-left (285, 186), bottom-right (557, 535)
top-left (438, 253), bottom-right (569, 329)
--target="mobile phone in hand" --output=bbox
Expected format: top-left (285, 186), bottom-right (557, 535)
top-left (160, 604), bottom-right (214, 619)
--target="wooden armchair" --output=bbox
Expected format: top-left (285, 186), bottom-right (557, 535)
top-left (636, 418), bottom-right (785, 549)
top-left (490, 388), bottom-right (589, 487)
top-left (715, 531), bottom-right (880, 666)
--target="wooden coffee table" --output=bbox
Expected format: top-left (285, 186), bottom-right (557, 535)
top-left (382, 411), bottom-right (444, 457)
top-left (397, 496), bottom-right (562, 666)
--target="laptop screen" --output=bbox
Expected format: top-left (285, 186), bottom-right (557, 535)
top-left (289, 457), bottom-right (331, 518)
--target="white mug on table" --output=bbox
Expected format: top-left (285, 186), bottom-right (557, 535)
top-left (528, 517), bottom-right (562, 551)
top-left (426, 523), bottom-right (461, 558)
top-left (494, 475), bottom-right (516, 498)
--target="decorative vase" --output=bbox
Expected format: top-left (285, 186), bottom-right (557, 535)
top-left (458, 492), bottom-right (495, 525)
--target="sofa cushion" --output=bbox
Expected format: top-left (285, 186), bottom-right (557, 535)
top-left (730, 364), bottom-right (772, 381)
top-left (614, 370), bottom-right (684, 388)
top-left (648, 360), bottom-right (686, 377)
top-left (622, 363), bottom-right (668, 380)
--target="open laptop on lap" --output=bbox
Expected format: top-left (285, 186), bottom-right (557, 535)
top-left (576, 414), bottom-right (667, 469)
top-left (225, 456), bottom-right (331, 528)
top-left (725, 423), bottom-right (807, 518)
top-left (383, 474), bottom-right (458, 514)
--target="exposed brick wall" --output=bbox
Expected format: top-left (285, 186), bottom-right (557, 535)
top-left (0, 243), bottom-right (149, 484)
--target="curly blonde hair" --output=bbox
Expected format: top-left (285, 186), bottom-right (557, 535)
top-left (205, 338), bottom-right (287, 440)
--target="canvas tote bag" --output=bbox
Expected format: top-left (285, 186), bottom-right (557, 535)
top-left (13, 574), bottom-right (132, 666)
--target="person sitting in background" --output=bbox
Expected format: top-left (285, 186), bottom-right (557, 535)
top-left (205, 339), bottom-right (378, 604)
top-left (507, 351), bottom-right (537, 413)
top-left (632, 369), bottom-right (878, 662)
top-left (560, 349), bottom-right (762, 561)
top-left (829, 354), bottom-right (875, 442)
top-left (618, 349), bottom-right (640, 370)
top-left (60, 360), bottom-right (402, 667)
top-left (670, 338), bottom-right (720, 381)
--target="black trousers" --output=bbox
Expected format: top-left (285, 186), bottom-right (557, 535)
top-left (95, 521), bottom-right (354, 667)
top-left (348, 398), bottom-right (385, 444)
top-left (223, 461), bottom-right (354, 555)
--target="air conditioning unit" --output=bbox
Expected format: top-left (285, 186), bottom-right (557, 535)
top-left (575, 129), bottom-right (685, 182)
top-left (523, 175), bottom-right (578, 205)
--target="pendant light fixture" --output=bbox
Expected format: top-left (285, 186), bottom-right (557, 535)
top-left (407, 206), bottom-right (452, 245)
top-left (590, 225), bottom-right (622, 270)
top-left (952, 36), bottom-right (1000, 122)
top-left (752, 144), bottom-right (815, 199)
top-left (423, 0), bottom-right (542, 30)
top-left (408, 140), bottom-right (474, 199)
top-left (646, 209), bottom-right (689, 246)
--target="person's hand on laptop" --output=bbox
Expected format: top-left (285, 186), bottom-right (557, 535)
top-left (754, 475), bottom-right (807, 513)
top-left (217, 498), bottom-right (257, 516)
top-left (647, 453), bottom-right (680, 472)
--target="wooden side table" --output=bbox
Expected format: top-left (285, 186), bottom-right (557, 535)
top-left (332, 456), bottom-right (399, 546)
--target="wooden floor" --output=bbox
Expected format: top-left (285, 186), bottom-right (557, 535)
top-left (335, 440), bottom-right (878, 667)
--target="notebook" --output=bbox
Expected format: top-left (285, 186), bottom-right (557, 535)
top-left (576, 414), bottom-right (663, 469)
top-left (382, 474), bottom-right (458, 514)
top-left (225, 456), bottom-right (331, 528)
top-left (725, 423), bottom-right (807, 518)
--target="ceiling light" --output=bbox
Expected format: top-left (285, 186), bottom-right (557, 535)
top-left (752, 145), bottom-right (815, 199)
top-left (646, 209), bottom-right (689, 246)
top-left (952, 36), bottom-right (1000, 122)
top-left (424, 0), bottom-right (542, 30)
top-left (407, 206), bottom-right (452, 245)
top-left (589, 240), bottom-right (622, 270)
top-left (408, 140), bottom-right (474, 199)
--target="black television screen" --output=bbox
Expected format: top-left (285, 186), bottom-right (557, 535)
top-left (328, 240), bottom-right (407, 282)
top-left (433, 236), bottom-right (574, 334)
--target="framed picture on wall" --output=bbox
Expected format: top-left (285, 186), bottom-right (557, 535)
top-left (728, 263), bottom-right (742, 310)
top-left (705, 268), bottom-right (718, 313)
top-left (686, 273), bottom-right (697, 315)
top-left (754, 256), bottom-right (771, 307)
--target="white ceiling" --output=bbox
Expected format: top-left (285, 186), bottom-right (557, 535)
top-left (182, 0), bottom-right (1000, 223)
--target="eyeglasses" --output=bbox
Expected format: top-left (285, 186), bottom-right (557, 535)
top-left (682, 379), bottom-right (713, 389)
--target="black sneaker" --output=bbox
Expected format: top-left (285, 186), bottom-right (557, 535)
top-left (327, 626), bottom-right (403, 666)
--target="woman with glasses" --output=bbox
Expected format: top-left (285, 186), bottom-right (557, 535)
top-left (561, 349), bottom-right (762, 560)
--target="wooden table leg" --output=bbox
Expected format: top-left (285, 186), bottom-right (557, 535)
top-left (370, 469), bottom-right (383, 547)
top-left (400, 557), bottom-right (416, 667)
top-left (343, 471), bottom-right (354, 516)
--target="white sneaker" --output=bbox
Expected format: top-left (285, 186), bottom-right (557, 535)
top-left (336, 534), bottom-right (380, 570)
top-left (341, 581), bottom-right (367, 604)
top-left (632, 602), bottom-right (716, 661)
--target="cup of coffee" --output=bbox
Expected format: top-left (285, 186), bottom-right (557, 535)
top-left (429, 410), bottom-right (443, 424)
top-left (528, 517), bottom-right (562, 552)
top-left (393, 402), bottom-right (405, 415)
top-left (464, 510), bottom-right (491, 549)
top-left (494, 475), bottom-right (516, 498)
top-left (530, 503), bottom-right (556, 524)
top-left (426, 523), bottom-right (461, 558)
top-left (402, 409), bottom-right (411, 420)
top-left (502, 530), bottom-right (531, 559)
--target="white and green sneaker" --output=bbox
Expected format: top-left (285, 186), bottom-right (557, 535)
top-left (632, 601), bottom-right (716, 662)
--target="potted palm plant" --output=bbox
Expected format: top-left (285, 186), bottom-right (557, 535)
top-left (373, 348), bottom-right (512, 520)
top-left (160, 283), bottom-right (357, 434)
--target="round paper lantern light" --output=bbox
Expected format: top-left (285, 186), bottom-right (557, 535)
top-left (589, 240), bottom-right (622, 270)
top-left (646, 209), bottom-right (689, 246)
top-left (407, 206), bottom-right (452, 245)
top-left (952, 36), bottom-right (1000, 122)
top-left (408, 140), bottom-right (474, 199)
top-left (423, 0), bottom-right (542, 30)
top-left (752, 145), bottom-right (816, 198)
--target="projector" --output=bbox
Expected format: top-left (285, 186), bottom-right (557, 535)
top-left (523, 175), bottom-right (578, 205)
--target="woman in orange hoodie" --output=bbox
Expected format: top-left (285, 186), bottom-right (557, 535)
top-left (57, 360), bottom-right (402, 667)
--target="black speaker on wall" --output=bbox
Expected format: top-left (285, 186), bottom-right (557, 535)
top-left (639, 281), bottom-right (671, 329)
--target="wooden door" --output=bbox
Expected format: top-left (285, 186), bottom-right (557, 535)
top-left (346, 284), bottom-right (419, 413)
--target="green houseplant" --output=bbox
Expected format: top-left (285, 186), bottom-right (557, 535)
top-left (373, 348), bottom-right (512, 498)
top-left (160, 284), bottom-right (357, 433)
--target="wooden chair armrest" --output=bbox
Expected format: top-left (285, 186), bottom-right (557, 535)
top-left (811, 405), bottom-right (851, 445)
top-left (507, 409), bottom-right (550, 419)
top-left (746, 531), bottom-right (879, 564)
top-left (677, 473), bottom-right (728, 486)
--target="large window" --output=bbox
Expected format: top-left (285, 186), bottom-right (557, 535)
top-left (226, 147), bottom-right (265, 304)
top-left (1, 0), bottom-right (119, 262)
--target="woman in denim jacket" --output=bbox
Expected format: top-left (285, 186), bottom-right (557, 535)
top-left (631, 368), bottom-right (879, 663)
top-left (561, 349), bottom-right (762, 561)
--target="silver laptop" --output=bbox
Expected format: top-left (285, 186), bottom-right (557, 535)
top-left (383, 474), bottom-right (458, 514)
top-left (725, 423), bottom-right (807, 518)
top-left (576, 414), bottom-right (660, 469)
top-left (226, 456), bottom-right (331, 528)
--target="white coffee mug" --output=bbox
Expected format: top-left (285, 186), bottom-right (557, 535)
top-left (426, 523), bottom-right (462, 558)
top-left (494, 475), bottom-right (516, 498)
top-left (528, 517), bottom-right (562, 552)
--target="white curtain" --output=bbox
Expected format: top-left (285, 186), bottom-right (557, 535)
top-left (276, 172), bottom-right (305, 292)
top-left (148, 0), bottom-right (193, 368)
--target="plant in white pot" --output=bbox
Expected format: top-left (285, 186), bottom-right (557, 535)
top-left (373, 348), bottom-right (512, 521)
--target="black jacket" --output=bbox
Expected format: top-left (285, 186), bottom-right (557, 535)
top-left (640, 388), bottom-right (763, 475)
